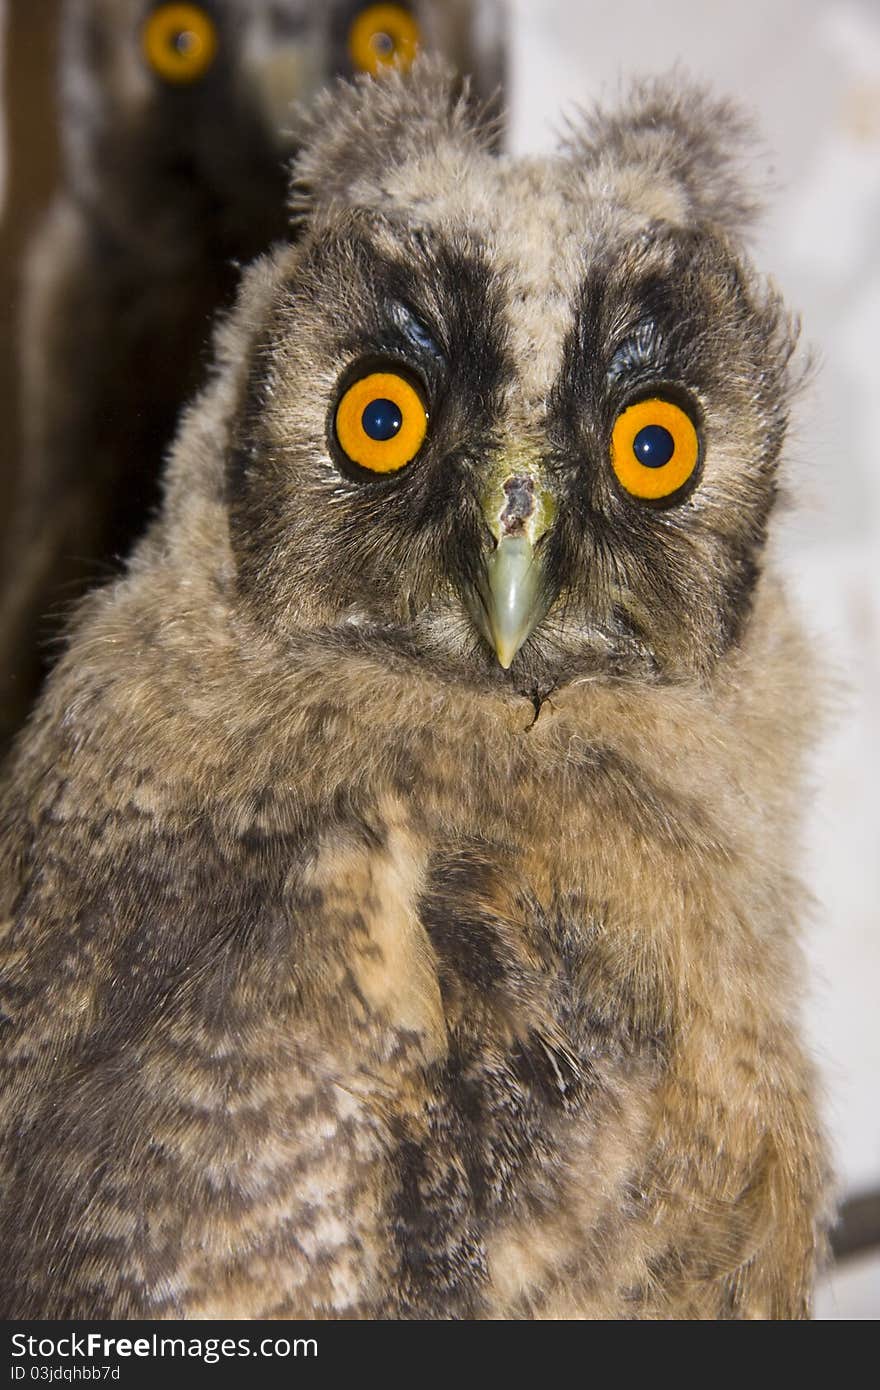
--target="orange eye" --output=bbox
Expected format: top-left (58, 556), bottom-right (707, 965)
top-left (609, 397), bottom-right (701, 502)
top-left (142, 4), bottom-right (218, 84)
top-left (335, 371), bottom-right (428, 474)
top-left (348, 4), bottom-right (421, 75)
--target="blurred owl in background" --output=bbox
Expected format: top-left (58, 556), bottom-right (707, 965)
top-left (0, 0), bottom-right (506, 745)
top-left (0, 64), bottom-right (828, 1318)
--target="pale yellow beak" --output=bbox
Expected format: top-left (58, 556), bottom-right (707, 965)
top-left (247, 42), bottom-right (327, 144)
top-left (466, 469), bottom-right (556, 669)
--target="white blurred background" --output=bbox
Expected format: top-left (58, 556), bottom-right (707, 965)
top-left (0, 0), bottom-right (876, 1319)
top-left (504, 0), bottom-right (880, 1319)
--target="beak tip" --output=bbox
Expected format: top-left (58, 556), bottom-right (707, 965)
top-left (493, 640), bottom-right (517, 670)
top-left (469, 527), bottom-right (554, 672)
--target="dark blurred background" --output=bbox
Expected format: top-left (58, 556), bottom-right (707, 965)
top-left (0, 0), bottom-right (60, 531)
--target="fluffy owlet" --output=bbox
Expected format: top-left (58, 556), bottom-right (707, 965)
top-left (0, 65), bottom-right (828, 1319)
top-left (0, 0), bottom-right (506, 744)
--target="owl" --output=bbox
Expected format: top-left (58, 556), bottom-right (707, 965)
top-left (0, 0), bottom-right (506, 746)
top-left (0, 64), bottom-right (828, 1319)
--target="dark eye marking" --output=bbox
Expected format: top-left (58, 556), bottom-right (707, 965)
top-left (607, 320), bottom-right (662, 383)
top-left (389, 301), bottom-right (444, 362)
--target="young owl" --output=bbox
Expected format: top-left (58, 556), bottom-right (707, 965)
top-left (0, 65), bottom-right (828, 1319)
top-left (0, 0), bottom-right (506, 745)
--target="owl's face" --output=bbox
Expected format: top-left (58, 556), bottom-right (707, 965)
top-left (63, 0), bottom-right (505, 256)
top-left (225, 69), bottom-right (797, 698)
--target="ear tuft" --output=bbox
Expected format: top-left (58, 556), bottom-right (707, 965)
top-left (561, 74), bottom-right (765, 237)
top-left (288, 57), bottom-right (501, 226)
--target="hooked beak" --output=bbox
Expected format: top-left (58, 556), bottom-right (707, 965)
top-left (246, 42), bottom-right (327, 145)
top-left (465, 471), bottom-right (557, 669)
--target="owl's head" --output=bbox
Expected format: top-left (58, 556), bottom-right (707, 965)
top-left (62, 1), bottom-right (505, 256)
top-left (216, 64), bottom-right (799, 698)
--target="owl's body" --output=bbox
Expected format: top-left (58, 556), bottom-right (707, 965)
top-left (0, 0), bottom-right (506, 743)
top-left (0, 68), bottom-right (827, 1318)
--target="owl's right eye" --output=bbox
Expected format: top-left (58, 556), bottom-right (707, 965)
top-left (609, 396), bottom-right (701, 503)
top-left (334, 370), bottom-right (428, 474)
top-left (348, 4), bottom-right (421, 76)
top-left (142, 4), bottom-right (218, 84)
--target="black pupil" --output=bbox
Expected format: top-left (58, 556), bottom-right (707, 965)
top-left (173, 29), bottom-right (199, 56)
top-left (371, 31), bottom-right (396, 57)
top-left (362, 398), bottom-right (402, 442)
top-left (632, 423), bottom-right (675, 468)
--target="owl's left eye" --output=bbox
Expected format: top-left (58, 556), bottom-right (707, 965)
top-left (142, 4), bottom-right (218, 85)
top-left (334, 370), bottom-right (428, 474)
top-left (348, 4), bottom-right (421, 76)
top-left (609, 396), bottom-right (701, 503)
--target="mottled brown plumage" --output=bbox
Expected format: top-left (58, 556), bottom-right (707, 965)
top-left (0, 65), bottom-right (828, 1319)
top-left (0, 0), bottom-right (506, 745)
